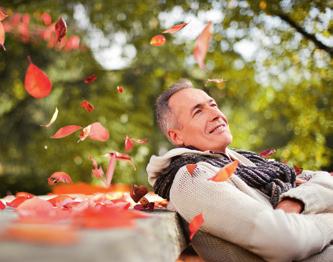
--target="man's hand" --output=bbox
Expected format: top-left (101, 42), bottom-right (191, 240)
top-left (275, 198), bottom-right (304, 214)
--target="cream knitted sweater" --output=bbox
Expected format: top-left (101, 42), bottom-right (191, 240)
top-left (146, 147), bottom-right (333, 262)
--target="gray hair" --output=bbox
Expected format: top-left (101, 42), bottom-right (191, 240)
top-left (155, 79), bottom-right (194, 138)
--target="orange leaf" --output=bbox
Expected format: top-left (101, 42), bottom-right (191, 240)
top-left (15, 192), bottom-right (34, 199)
top-left (162, 22), bottom-right (188, 34)
top-left (186, 164), bottom-right (197, 176)
top-left (209, 160), bottom-right (239, 182)
top-left (83, 74), bottom-right (97, 84)
top-left (3, 224), bottom-right (78, 246)
top-left (48, 195), bottom-right (75, 207)
top-left (80, 100), bottom-right (95, 112)
top-left (79, 122), bottom-right (109, 142)
top-left (193, 22), bottom-right (212, 69)
top-left (0, 22), bottom-right (5, 51)
top-left (0, 7), bottom-right (8, 22)
top-left (259, 148), bottom-right (276, 158)
top-left (189, 213), bottom-right (204, 240)
top-left (51, 125), bottom-right (82, 139)
top-left (55, 17), bottom-right (67, 42)
top-left (53, 182), bottom-right (113, 195)
top-left (150, 34), bottom-right (166, 46)
top-left (24, 57), bottom-right (52, 98)
top-left (6, 196), bottom-right (29, 208)
top-left (117, 85), bottom-right (124, 93)
top-left (48, 171), bottom-right (73, 186)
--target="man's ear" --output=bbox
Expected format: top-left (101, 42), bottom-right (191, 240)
top-left (167, 129), bottom-right (184, 146)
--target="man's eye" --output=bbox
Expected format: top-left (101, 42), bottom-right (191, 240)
top-left (193, 110), bottom-right (201, 116)
top-left (211, 103), bottom-right (217, 107)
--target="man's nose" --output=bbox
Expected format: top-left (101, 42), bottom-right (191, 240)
top-left (207, 107), bottom-right (228, 124)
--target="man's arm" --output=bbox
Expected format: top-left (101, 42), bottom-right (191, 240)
top-left (170, 164), bottom-right (333, 262)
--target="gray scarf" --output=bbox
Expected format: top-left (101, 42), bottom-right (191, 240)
top-left (153, 148), bottom-right (296, 207)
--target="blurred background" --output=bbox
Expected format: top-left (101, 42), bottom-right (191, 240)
top-left (0, 0), bottom-right (332, 196)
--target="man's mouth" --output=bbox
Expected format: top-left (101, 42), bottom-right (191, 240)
top-left (209, 123), bottom-right (226, 134)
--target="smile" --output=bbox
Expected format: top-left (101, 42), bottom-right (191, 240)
top-left (209, 123), bottom-right (226, 134)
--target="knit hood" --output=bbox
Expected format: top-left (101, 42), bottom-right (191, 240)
top-left (146, 147), bottom-right (254, 186)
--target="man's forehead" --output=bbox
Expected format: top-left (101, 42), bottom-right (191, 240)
top-left (168, 88), bottom-right (212, 111)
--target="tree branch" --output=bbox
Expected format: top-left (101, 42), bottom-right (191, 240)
top-left (275, 12), bottom-right (333, 57)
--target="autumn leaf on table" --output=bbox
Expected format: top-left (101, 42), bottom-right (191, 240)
top-left (48, 171), bottom-right (73, 186)
top-left (209, 160), bottom-right (239, 182)
top-left (194, 21), bottom-right (212, 69)
top-left (117, 85), bottom-right (124, 93)
top-left (15, 192), bottom-right (34, 199)
top-left (293, 165), bottom-right (303, 176)
top-left (55, 17), bottom-right (67, 42)
top-left (3, 224), bottom-right (78, 246)
top-left (0, 22), bottom-right (5, 50)
top-left (189, 213), bottom-right (204, 240)
top-left (16, 197), bottom-right (54, 217)
top-left (259, 148), bottom-right (276, 158)
top-left (48, 195), bottom-right (75, 207)
top-left (41, 107), bottom-right (58, 127)
top-left (186, 164), bottom-right (197, 176)
top-left (79, 122), bottom-right (109, 142)
top-left (6, 193), bottom-right (34, 208)
top-left (0, 200), bottom-right (5, 210)
top-left (24, 57), bottom-right (52, 98)
top-left (130, 185), bottom-right (148, 203)
top-left (80, 100), bottom-right (95, 112)
top-left (150, 34), bottom-right (166, 46)
top-left (162, 22), bottom-right (188, 34)
top-left (124, 136), bottom-right (148, 151)
top-left (84, 74), bottom-right (97, 84)
top-left (51, 125), bottom-right (82, 139)
top-left (0, 7), bottom-right (8, 22)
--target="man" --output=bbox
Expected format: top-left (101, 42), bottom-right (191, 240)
top-left (146, 79), bottom-right (333, 262)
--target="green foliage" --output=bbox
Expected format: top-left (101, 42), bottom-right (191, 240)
top-left (0, 0), bottom-right (332, 196)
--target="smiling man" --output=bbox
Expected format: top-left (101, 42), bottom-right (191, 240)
top-left (146, 79), bottom-right (333, 262)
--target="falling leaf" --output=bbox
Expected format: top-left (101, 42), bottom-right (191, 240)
top-left (0, 200), bottom-right (5, 210)
top-left (0, 7), bottom-right (8, 22)
top-left (206, 78), bottom-right (225, 89)
top-left (55, 17), bottom-right (67, 42)
top-left (40, 12), bottom-right (52, 26)
top-left (293, 165), bottom-right (303, 176)
top-left (24, 57), bottom-right (52, 98)
top-left (186, 164), bottom-right (197, 176)
top-left (108, 151), bottom-right (136, 170)
top-left (117, 85), bottom-right (124, 93)
top-left (84, 74), bottom-right (97, 84)
top-left (51, 125), bottom-right (82, 139)
top-left (3, 224), bottom-right (78, 246)
top-left (130, 185), bottom-right (148, 203)
top-left (162, 22), bottom-right (188, 34)
top-left (259, 148), bottom-right (276, 158)
top-left (0, 22), bottom-right (5, 51)
top-left (79, 122), bottom-right (109, 142)
top-left (150, 34), bottom-right (166, 46)
top-left (41, 107), bottom-right (58, 127)
top-left (89, 156), bottom-right (105, 179)
top-left (105, 153), bottom-right (116, 187)
top-left (189, 213), bottom-right (204, 240)
top-left (48, 171), bottom-right (73, 186)
top-left (80, 100), bottom-right (95, 112)
top-left (124, 136), bottom-right (148, 151)
top-left (209, 160), bottom-right (239, 182)
top-left (194, 21), bottom-right (212, 69)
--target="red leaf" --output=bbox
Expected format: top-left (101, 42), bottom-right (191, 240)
top-left (51, 125), bottom-right (82, 139)
top-left (293, 165), bottom-right (303, 176)
top-left (80, 100), bottom-right (95, 112)
top-left (0, 200), bottom-right (5, 210)
top-left (133, 202), bottom-right (154, 211)
top-left (150, 34), bottom-right (166, 46)
top-left (0, 7), bottom-right (8, 22)
top-left (48, 195), bottom-right (75, 207)
top-left (15, 192), bottom-right (34, 199)
top-left (16, 197), bottom-right (54, 217)
top-left (79, 122), bottom-right (109, 142)
top-left (55, 17), bottom-right (67, 42)
top-left (89, 156), bottom-right (105, 179)
top-left (24, 58), bottom-right (52, 98)
top-left (105, 153), bottom-right (117, 187)
top-left (108, 152), bottom-right (136, 170)
top-left (40, 12), bottom-right (52, 26)
top-left (194, 22), bottom-right (212, 69)
top-left (259, 148), bottom-right (276, 158)
top-left (189, 213), bottom-right (204, 240)
top-left (48, 171), bottom-right (73, 186)
top-left (3, 224), bottom-right (78, 246)
top-left (0, 22), bottom-right (5, 50)
top-left (186, 164), bottom-right (197, 176)
top-left (117, 85), bottom-right (124, 93)
top-left (130, 185), bottom-right (148, 203)
top-left (162, 22), bottom-right (188, 34)
top-left (6, 196), bottom-right (29, 208)
top-left (84, 74), bottom-right (97, 84)
top-left (209, 161), bottom-right (238, 182)
top-left (125, 136), bottom-right (134, 151)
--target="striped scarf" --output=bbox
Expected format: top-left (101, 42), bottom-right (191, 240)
top-left (153, 148), bottom-right (296, 207)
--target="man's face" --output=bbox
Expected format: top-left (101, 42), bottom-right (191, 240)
top-left (168, 88), bottom-right (232, 153)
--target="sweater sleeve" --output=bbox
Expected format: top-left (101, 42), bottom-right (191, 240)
top-left (170, 164), bottom-right (333, 262)
top-left (280, 170), bottom-right (333, 214)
